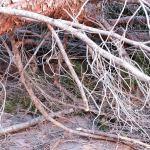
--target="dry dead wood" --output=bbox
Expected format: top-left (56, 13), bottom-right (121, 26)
top-left (77, 128), bottom-right (150, 150)
top-left (0, 0), bottom-right (148, 35)
top-left (6, 13), bottom-right (150, 150)
top-left (1, 106), bottom-right (150, 149)
top-left (109, 0), bottom-right (149, 4)
top-left (1, 8), bottom-right (150, 82)
top-left (0, 2), bottom-right (150, 150)
top-left (0, 0), bottom-right (102, 35)
top-left (7, 30), bottom-right (147, 150)
top-left (0, 108), bottom-right (74, 135)
top-left (109, 16), bottom-right (149, 26)
top-left (48, 24), bottom-right (89, 111)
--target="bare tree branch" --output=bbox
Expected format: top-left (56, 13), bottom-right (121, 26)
top-left (0, 8), bottom-right (150, 82)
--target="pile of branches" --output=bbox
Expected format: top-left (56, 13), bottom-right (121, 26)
top-left (0, 0), bottom-right (150, 149)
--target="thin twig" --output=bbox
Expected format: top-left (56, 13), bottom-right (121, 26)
top-left (0, 8), bottom-right (150, 82)
top-left (48, 24), bottom-right (89, 111)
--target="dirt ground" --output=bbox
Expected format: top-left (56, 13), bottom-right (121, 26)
top-left (0, 113), bottom-right (133, 150)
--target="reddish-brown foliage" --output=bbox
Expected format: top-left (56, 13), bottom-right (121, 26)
top-left (0, 0), bottom-right (102, 35)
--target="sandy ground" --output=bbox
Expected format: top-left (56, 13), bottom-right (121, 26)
top-left (0, 113), bottom-right (133, 150)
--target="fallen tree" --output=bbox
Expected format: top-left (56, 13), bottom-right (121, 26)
top-left (0, 0), bottom-right (103, 34)
top-left (0, 0), bottom-right (149, 35)
top-left (0, 1), bottom-right (150, 150)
